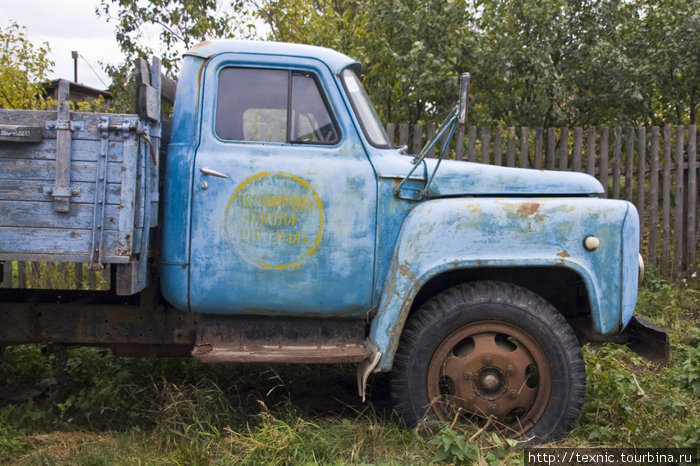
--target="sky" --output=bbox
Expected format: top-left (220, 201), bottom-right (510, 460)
top-left (1, 0), bottom-right (123, 90)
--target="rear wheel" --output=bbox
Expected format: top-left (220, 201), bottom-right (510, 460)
top-left (391, 281), bottom-right (585, 442)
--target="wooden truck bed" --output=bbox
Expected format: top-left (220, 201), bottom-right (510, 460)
top-left (0, 60), bottom-right (164, 295)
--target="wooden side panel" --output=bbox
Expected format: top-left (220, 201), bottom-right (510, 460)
top-left (0, 108), bottom-right (147, 264)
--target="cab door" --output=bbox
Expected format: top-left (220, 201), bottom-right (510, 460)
top-left (188, 55), bottom-right (377, 316)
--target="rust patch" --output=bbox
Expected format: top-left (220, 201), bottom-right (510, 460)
top-left (466, 203), bottom-right (482, 214)
top-left (399, 263), bottom-right (413, 278)
top-left (557, 250), bottom-right (571, 258)
top-left (517, 202), bottom-right (541, 217)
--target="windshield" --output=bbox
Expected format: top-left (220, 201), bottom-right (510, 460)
top-left (340, 68), bottom-right (391, 148)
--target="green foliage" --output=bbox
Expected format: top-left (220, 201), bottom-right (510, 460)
top-left (0, 22), bottom-right (54, 110)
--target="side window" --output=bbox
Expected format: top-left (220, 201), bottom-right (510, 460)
top-left (215, 68), bottom-right (339, 144)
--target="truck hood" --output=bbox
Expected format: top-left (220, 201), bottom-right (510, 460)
top-left (423, 158), bottom-right (604, 197)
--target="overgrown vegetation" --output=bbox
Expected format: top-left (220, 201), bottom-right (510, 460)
top-left (0, 275), bottom-right (698, 464)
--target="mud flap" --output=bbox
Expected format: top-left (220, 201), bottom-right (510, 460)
top-left (621, 316), bottom-right (670, 364)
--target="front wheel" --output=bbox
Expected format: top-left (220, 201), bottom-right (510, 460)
top-left (391, 281), bottom-right (585, 442)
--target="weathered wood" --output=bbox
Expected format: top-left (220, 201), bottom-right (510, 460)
top-left (573, 127), bottom-right (583, 172)
top-left (586, 127), bottom-right (596, 177)
top-left (161, 74), bottom-right (177, 105)
top-left (546, 127), bottom-right (555, 169)
top-left (2, 261), bottom-right (11, 288)
top-left (0, 228), bottom-right (123, 262)
top-left (559, 127), bottom-right (569, 170)
top-left (520, 127), bottom-right (529, 168)
top-left (0, 124), bottom-right (42, 142)
top-left (662, 126), bottom-right (672, 277)
top-left (0, 138), bottom-right (127, 163)
top-left (0, 200), bottom-right (119, 230)
top-left (625, 127), bottom-right (635, 202)
top-left (17, 261), bottom-right (26, 288)
top-left (637, 127), bottom-right (646, 239)
top-left (468, 126), bottom-right (477, 162)
top-left (493, 127), bottom-right (502, 165)
top-left (54, 80), bottom-right (72, 212)
top-left (674, 126), bottom-right (685, 277)
top-left (612, 127), bottom-right (622, 199)
top-left (481, 127), bottom-right (491, 164)
top-left (399, 124), bottom-right (409, 148)
top-left (599, 127), bottom-right (609, 197)
top-left (687, 125), bottom-right (697, 270)
top-left (426, 124), bottom-right (435, 157)
top-left (386, 123), bottom-right (395, 145)
top-left (534, 128), bottom-right (543, 169)
top-left (74, 262), bottom-right (83, 289)
top-left (0, 180), bottom-right (122, 205)
top-left (506, 127), bottom-right (516, 167)
top-left (412, 124), bottom-right (422, 154)
top-left (648, 127), bottom-right (660, 268)
top-left (455, 125), bottom-right (465, 161)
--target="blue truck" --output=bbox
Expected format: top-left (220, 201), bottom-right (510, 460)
top-left (0, 40), bottom-right (668, 441)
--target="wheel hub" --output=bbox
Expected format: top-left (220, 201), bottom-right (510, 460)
top-left (475, 368), bottom-right (507, 400)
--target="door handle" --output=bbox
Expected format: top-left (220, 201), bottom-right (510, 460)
top-left (200, 167), bottom-right (229, 179)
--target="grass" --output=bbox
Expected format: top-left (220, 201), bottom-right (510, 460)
top-left (0, 273), bottom-right (698, 464)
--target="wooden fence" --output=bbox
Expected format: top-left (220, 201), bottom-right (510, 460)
top-left (386, 123), bottom-right (699, 279)
top-left (2, 124), bottom-right (697, 289)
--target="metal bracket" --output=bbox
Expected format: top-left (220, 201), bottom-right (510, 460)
top-left (45, 120), bottom-right (85, 131)
top-left (89, 117), bottom-right (111, 270)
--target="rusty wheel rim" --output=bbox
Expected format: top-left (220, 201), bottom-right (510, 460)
top-left (427, 321), bottom-right (552, 436)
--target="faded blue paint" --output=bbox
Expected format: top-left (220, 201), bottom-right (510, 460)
top-left (368, 197), bottom-right (639, 371)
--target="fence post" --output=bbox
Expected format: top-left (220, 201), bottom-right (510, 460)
top-left (662, 126), bottom-right (672, 277)
top-left (687, 125), bottom-right (697, 271)
top-left (674, 126), bottom-right (685, 277)
top-left (649, 127), bottom-right (660, 269)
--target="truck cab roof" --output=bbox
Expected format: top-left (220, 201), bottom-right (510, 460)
top-left (185, 39), bottom-right (361, 75)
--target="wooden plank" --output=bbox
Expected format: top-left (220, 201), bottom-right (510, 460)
top-left (674, 126), bottom-right (685, 277)
top-left (599, 127), bottom-right (609, 197)
top-left (534, 128), bottom-right (543, 169)
top-left (412, 124), bottom-right (422, 155)
top-left (161, 73), bottom-right (177, 106)
top-left (586, 127), bottom-right (596, 176)
top-left (0, 124), bottom-right (42, 142)
top-left (559, 127), bottom-right (569, 170)
top-left (399, 124), bottom-right (409, 148)
top-left (520, 127), bottom-right (529, 168)
top-left (662, 126), bottom-right (672, 277)
top-left (648, 127), bottom-right (660, 268)
top-left (0, 138), bottom-right (126, 163)
top-left (0, 159), bottom-right (124, 184)
top-left (468, 126), bottom-right (477, 162)
top-left (455, 125), bottom-right (465, 161)
top-left (625, 127), bottom-right (635, 202)
top-left (17, 261), bottom-right (26, 288)
top-left (572, 127), bottom-right (583, 172)
top-left (612, 127), bottom-right (622, 199)
top-left (74, 262), bottom-right (83, 290)
top-left (0, 200), bottom-right (119, 230)
top-left (546, 127), bottom-right (555, 169)
top-left (386, 123), bottom-right (395, 146)
top-left (481, 127), bottom-right (491, 164)
top-left (687, 125), bottom-right (697, 270)
top-left (637, 127), bottom-right (646, 240)
top-left (493, 127), bottom-right (502, 166)
top-left (30, 261), bottom-right (42, 287)
top-left (54, 80), bottom-right (72, 212)
top-left (506, 127), bottom-right (516, 167)
top-left (0, 229), bottom-right (125, 263)
top-left (426, 124), bottom-right (435, 157)
top-left (0, 179), bottom-right (122, 204)
top-left (2, 261), bottom-right (11, 288)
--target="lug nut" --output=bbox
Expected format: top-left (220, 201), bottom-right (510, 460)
top-left (467, 395), bottom-right (476, 404)
top-left (506, 365), bottom-right (515, 376)
top-left (463, 371), bottom-right (473, 380)
top-left (483, 355), bottom-right (493, 365)
top-left (488, 403), bottom-right (497, 413)
top-left (508, 389), bottom-right (518, 399)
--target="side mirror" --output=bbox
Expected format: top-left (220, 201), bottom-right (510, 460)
top-left (458, 72), bottom-right (470, 125)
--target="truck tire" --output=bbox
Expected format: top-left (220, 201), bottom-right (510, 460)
top-left (391, 281), bottom-right (585, 442)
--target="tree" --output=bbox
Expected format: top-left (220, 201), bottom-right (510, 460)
top-left (0, 22), bottom-right (54, 109)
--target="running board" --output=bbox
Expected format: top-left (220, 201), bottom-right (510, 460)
top-left (192, 314), bottom-right (370, 364)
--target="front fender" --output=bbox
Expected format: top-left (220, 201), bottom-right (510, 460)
top-left (369, 197), bottom-right (639, 371)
